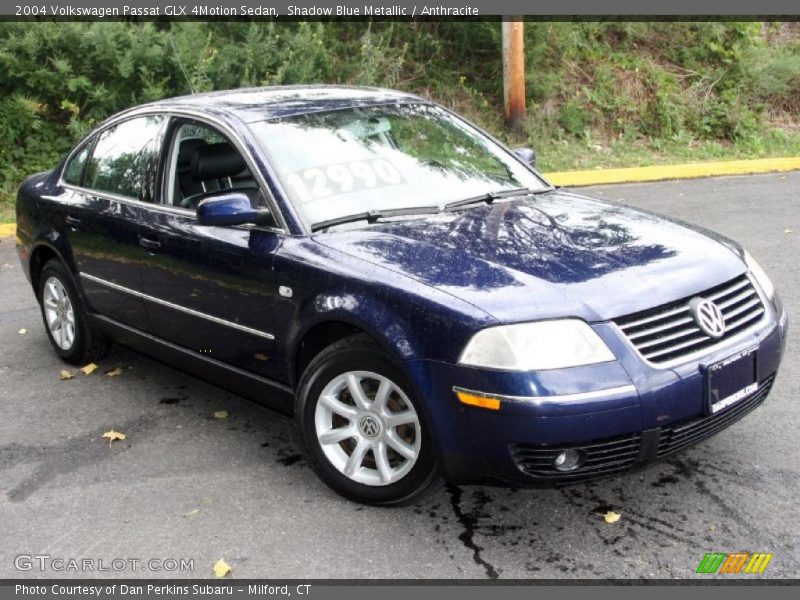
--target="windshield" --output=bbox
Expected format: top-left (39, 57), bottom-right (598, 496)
top-left (249, 103), bottom-right (550, 228)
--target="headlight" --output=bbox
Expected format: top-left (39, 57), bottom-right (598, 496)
top-left (459, 319), bottom-right (616, 371)
top-left (744, 251), bottom-right (775, 299)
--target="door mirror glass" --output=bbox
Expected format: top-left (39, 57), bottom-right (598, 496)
top-left (514, 147), bottom-right (536, 168)
top-left (196, 193), bottom-right (271, 227)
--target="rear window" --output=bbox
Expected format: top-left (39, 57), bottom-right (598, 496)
top-left (63, 140), bottom-right (93, 186)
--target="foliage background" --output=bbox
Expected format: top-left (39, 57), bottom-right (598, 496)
top-left (2, 20), bottom-right (800, 221)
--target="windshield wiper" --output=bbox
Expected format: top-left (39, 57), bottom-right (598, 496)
top-left (443, 187), bottom-right (534, 211)
top-left (310, 205), bottom-right (441, 232)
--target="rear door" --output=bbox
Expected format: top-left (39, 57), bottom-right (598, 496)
top-left (137, 118), bottom-right (288, 383)
top-left (65, 115), bottom-right (168, 331)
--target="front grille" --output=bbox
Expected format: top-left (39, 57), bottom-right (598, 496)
top-left (511, 432), bottom-right (642, 481)
top-left (614, 274), bottom-right (765, 365)
top-left (657, 375), bottom-right (774, 457)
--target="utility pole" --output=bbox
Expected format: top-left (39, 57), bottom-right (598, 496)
top-left (502, 17), bottom-right (526, 132)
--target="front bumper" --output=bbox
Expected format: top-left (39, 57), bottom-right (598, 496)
top-left (407, 295), bottom-right (788, 486)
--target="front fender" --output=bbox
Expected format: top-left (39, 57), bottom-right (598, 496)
top-left (290, 288), bottom-right (425, 378)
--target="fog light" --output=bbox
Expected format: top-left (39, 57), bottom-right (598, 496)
top-left (554, 449), bottom-right (583, 471)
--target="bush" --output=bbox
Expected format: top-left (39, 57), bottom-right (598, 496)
top-left (1, 21), bottom-right (799, 220)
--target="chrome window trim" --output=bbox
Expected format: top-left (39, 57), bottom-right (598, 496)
top-left (62, 182), bottom-right (190, 216)
top-left (452, 385), bottom-right (638, 405)
top-left (57, 107), bottom-right (290, 233)
top-left (612, 273), bottom-right (772, 370)
top-left (62, 182), bottom-right (285, 235)
top-left (80, 272), bottom-right (275, 341)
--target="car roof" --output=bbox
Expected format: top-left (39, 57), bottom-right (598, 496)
top-left (141, 85), bottom-right (430, 123)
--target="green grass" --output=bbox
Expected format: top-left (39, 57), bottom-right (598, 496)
top-left (532, 127), bottom-right (800, 172)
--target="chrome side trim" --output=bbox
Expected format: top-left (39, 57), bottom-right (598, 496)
top-left (91, 313), bottom-right (293, 397)
top-left (452, 384), bottom-right (637, 405)
top-left (80, 273), bottom-right (275, 341)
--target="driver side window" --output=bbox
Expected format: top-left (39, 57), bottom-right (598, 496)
top-left (165, 120), bottom-right (264, 212)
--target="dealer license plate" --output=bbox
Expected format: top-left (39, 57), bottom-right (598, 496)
top-left (706, 346), bottom-right (758, 415)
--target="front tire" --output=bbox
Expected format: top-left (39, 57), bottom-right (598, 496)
top-left (38, 259), bottom-right (109, 365)
top-left (296, 335), bottom-right (438, 505)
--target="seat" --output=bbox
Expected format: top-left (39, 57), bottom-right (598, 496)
top-left (175, 138), bottom-right (207, 203)
top-left (182, 143), bottom-right (259, 209)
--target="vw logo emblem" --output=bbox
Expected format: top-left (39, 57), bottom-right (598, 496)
top-left (689, 297), bottom-right (726, 339)
top-left (358, 415), bottom-right (381, 439)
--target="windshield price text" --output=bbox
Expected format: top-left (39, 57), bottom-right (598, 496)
top-left (286, 159), bottom-right (405, 204)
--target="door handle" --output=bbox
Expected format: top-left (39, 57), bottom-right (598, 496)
top-left (65, 215), bottom-right (81, 228)
top-left (138, 236), bottom-right (161, 251)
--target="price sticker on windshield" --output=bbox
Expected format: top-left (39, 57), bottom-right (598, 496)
top-left (285, 159), bottom-right (404, 204)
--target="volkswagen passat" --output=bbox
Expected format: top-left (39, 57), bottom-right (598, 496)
top-left (16, 86), bottom-right (788, 504)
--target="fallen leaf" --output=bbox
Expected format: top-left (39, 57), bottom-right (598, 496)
top-left (18, 328), bottom-right (27, 335)
top-left (80, 363), bottom-right (98, 375)
top-left (213, 559), bottom-right (232, 578)
top-left (214, 410), bottom-right (229, 419)
top-left (183, 509), bottom-right (199, 517)
top-left (105, 367), bottom-right (124, 377)
top-left (603, 510), bottom-right (621, 524)
top-left (59, 370), bottom-right (74, 380)
top-left (253, 353), bottom-right (269, 361)
top-left (102, 430), bottom-right (126, 445)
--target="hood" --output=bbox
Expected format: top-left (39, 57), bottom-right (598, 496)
top-left (313, 191), bottom-right (745, 323)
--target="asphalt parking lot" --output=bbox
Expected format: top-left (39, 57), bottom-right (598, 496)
top-left (0, 171), bottom-right (797, 580)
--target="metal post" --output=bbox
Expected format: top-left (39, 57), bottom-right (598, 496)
top-left (502, 17), bottom-right (526, 132)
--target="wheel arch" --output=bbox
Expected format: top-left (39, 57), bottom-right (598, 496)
top-left (288, 294), bottom-right (426, 389)
top-left (29, 241), bottom-right (73, 296)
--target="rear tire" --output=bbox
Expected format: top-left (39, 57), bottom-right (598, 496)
top-left (38, 259), bottom-right (110, 365)
top-left (296, 334), bottom-right (438, 505)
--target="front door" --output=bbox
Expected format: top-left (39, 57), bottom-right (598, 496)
top-left (137, 119), bottom-right (287, 383)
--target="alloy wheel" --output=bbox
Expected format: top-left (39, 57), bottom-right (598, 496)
top-left (314, 370), bottom-right (421, 486)
top-left (42, 276), bottom-right (76, 350)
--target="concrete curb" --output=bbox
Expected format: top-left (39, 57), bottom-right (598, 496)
top-left (546, 156), bottom-right (800, 187)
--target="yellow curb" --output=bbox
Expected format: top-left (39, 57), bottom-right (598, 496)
top-left (545, 157), bottom-right (800, 187)
top-left (0, 223), bottom-right (15, 238)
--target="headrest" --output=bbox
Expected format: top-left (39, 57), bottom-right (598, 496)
top-left (177, 138), bottom-right (206, 169)
top-left (191, 143), bottom-right (246, 180)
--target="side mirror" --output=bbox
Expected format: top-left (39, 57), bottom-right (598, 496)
top-left (514, 147), bottom-right (537, 168)
top-left (196, 193), bottom-right (271, 227)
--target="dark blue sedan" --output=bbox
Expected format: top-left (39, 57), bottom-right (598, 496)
top-left (15, 86), bottom-right (788, 504)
